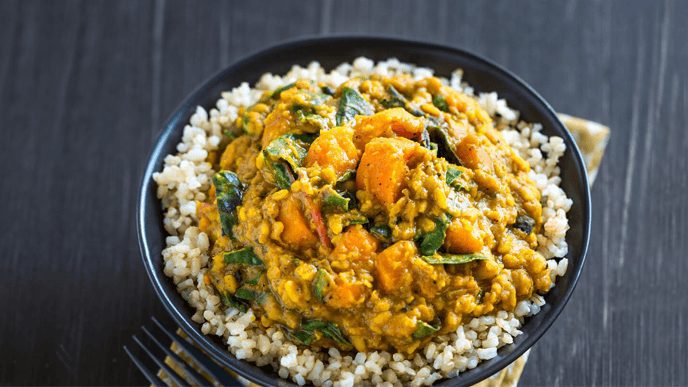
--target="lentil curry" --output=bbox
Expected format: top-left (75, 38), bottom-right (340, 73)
top-left (197, 74), bottom-right (552, 355)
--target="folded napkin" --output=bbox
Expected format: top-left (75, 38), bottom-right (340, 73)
top-left (157, 114), bottom-right (610, 387)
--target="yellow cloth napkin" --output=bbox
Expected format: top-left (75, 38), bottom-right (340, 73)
top-left (158, 114), bottom-right (610, 387)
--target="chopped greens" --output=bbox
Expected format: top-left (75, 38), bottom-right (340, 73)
top-left (380, 86), bottom-right (407, 109)
top-left (419, 215), bottom-right (449, 256)
top-left (223, 247), bottom-right (264, 266)
top-left (321, 85), bottom-right (335, 96)
top-left (285, 320), bottom-right (351, 346)
top-left (234, 287), bottom-right (266, 304)
top-left (336, 87), bottom-right (373, 125)
top-left (369, 224), bottom-right (392, 243)
top-left (432, 95), bottom-right (449, 112)
top-left (212, 170), bottom-right (245, 238)
top-left (219, 291), bottom-right (248, 313)
top-left (513, 215), bottom-right (535, 234)
top-left (446, 166), bottom-right (462, 186)
top-left (337, 169), bottom-right (356, 183)
top-left (295, 109), bottom-right (328, 132)
top-left (263, 134), bottom-right (315, 189)
top-left (426, 117), bottom-right (462, 166)
top-left (422, 253), bottom-right (487, 265)
top-left (412, 320), bottom-right (441, 339)
top-left (321, 186), bottom-right (350, 213)
top-left (312, 269), bottom-right (329, 303)
top-left (271, 82), bottom-right (295, 99)
top-left (342, 212), bottom-right (369, 227)
top-left (244, 271), bottom-right (264, 285)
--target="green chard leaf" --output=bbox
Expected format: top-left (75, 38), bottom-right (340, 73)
top-left (301, 320), bottom-right (351, 346)
top-left (263, 133), bottom-right (315, 189)
top-left (446, 166), bottom-right (462, 186)
top-left (412, 320), bottom-right (441, 339)
top-left (312, 269), bottom-right (329, 303)
top-left (342, 212), bottom-right (369, 227)
top-left (419, 215), bottom-right (449, 256)
top-left (422, 253), bottom-right (487, 265)
top-left (426, 118), bottom-right (462, 166)
top-left (337, 169), bottom-right (356, 183)
top-left (321, 186), bottom-right (350, 213)
top-left (212, 171), bottom-right (245, 238)
top-left (295, 109), bottom-right (329, 132)
top-left (271, 82), bottom-right (296, 99)
top-left (336, 87), bottom-right (373, 125)
top-left (234, 287), bottom-right (267, 304)
top-left (283, 320), bottom-right (350, 346)
top-left (432, 95), bottom-right (449, 112)
top-left (380, 86), bottom-right (407, 109)
top-left (219, 292), bottom-right (248, 313)
top-left (223, 247), bottom-right (264, 266)
top-left (244, 270), bottom-right (264, 286)
top-left (369, 225), bottom-right (392, 242)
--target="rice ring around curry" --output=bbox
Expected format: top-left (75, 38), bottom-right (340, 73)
top-left (153, 57), bottom-right (571, 386)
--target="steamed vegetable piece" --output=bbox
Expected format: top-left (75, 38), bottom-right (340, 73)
top-left (369, 224), bottom-right (392, 243)
top-left (412, 320), bottom-right (441, 339)
top-left (278, 194), bottom-right (319, 249)
top-left (419, 215), bottom-right (449, 256)
top-left (219, 290), bottom-right (248, 313)
top-left (356, 137), bottom-right (427, 206)
top-left (426, 119), bottom-right (462, 165)
top-left (312, 269), bottom-right (329, 303)
top-left (422, 253), bottom-right (487, 265)
top-left (212, 170), bottom-right (245, 237)
top-left (223, 247), bottom-right (264, 266)
top-left (446, 166), bottom-right (462, 186)
top-left (443, 219), bottom-right (484, 253)
top-left (234, 287), bottom-right (266, 303)
top-left (305, 126), bottom-right (360, 178)
top-left (432, 95), bottom-right (449, 112)
top-left (321, 186), bottom-right (350, 213)
top-left (271, 82), bottom-right (295, 99)
top-left (286, 320), bottom-right (351, 346)
top-left (336, 87), bottom-right (374, 125)
top-left (263, 133), bottom-right (315, 189)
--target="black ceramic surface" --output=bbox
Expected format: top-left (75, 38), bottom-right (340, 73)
top-left (138, 36), bottom-right (591, 386)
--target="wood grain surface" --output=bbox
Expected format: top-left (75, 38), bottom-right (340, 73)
top-left (1, 0), bottom-right (686, 385)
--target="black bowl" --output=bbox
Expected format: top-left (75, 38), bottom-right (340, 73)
top-left (138, 36), bottom-right (591, 386)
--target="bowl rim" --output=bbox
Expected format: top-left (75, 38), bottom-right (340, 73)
top-left (137, 35), bottom-right (591, 386)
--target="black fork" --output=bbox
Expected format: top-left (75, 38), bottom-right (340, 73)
top-left (124, 317), bottom-right (239, 386)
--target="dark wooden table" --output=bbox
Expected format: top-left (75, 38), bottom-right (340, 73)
top-left (2, 0), bottom-right (686, 385)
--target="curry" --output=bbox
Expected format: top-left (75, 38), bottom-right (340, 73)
top-left (197, 74), bottom-right (552, 354)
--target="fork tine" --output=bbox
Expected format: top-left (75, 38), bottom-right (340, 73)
top-left (133, 335), bottom-right (188, 387)
top-left (151, 317), bottom-right (239, 386)
top-left (142, 325), bottom-right (208, 386)
top-left (124, 345), bottom-right (167, 386)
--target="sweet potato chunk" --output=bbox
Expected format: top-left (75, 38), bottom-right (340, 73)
top-left (331, 225), bottom-right (379, 262)
top-left (356, 137), bottom-right (426, 206)
top-left (327, 276), bottom-right (366, 308)
top-left (443, 218), bottom-right (484, 253)
top-left (374, 241), bottom-right (417, 293)
top-left (455, 134), bottom-right (492, 170)
top-left (305, 126), bottom-right (361, 177)
top-left (278, 194), bottom-right (318, 249)
top-left (353, 108), bottom-right (425, 148)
